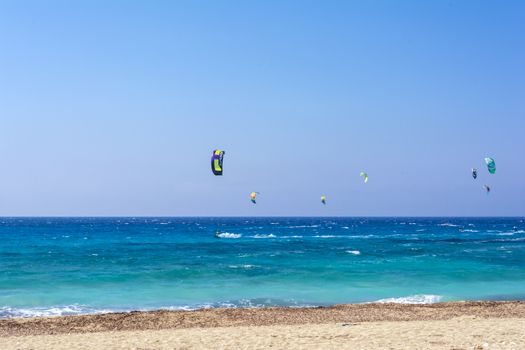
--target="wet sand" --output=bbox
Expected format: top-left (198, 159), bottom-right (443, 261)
top-left (1, 301), bottom-right (524, 349)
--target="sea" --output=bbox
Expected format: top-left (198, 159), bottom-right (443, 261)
top-left (1, 217), bottom-right (524, 318)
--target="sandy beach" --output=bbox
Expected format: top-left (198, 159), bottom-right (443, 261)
top-left (1, 301), bottom-right (524, 349)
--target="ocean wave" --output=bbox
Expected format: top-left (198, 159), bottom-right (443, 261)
top-left (373, 294), bottom-right (442, 304)
top-left (156, 298), bottom-right (313, 311)
top-left (0, 305), bottom-right (113, 319)
top-left (460, 229), bottom-right (479, 233)
top-left (346, 250), bottom-right (361, 255)
top-left (228, 264), bottom-right (258, 269)
top-left (216, 232), bottom-right (242, 239)
top-left (347, 234), bottom-right (375, 239)
top-left (482, 237), bottom-right (525, 243)
top-left (252, 234), bottom-right (276, 239)
top-left (196, 298), bottom-right (311, 309)
top-left (498, 230), bottom-right (525, 236)
top-left (438, 223), bottom-right (460, 227)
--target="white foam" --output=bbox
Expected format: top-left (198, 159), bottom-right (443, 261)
top-left (346, 250), bottom-right (361, 255)
top-left (252, 234), bottom-right (276, 239)
top-left (487, 237), bottom-right (525, 242)
top-left (438, 223), bottom-right (459, 227)
top-left (216, 232), bottom-right (242, 239)
top-left (373, 294), bottom-right (442, 304)
top-left (460, 229), bottom-right (479, 233)
top-left (0, 305), bottom-right (113, 318)
top-left (347, 234), bottom-right (375, 239)
top-left (228, 264), bottom-right (257, 269)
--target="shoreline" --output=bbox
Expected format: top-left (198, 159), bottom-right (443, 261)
top-left (2, 301), bottom-right (524, 337)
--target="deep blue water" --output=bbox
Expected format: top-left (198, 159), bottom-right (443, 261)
top-left (1, 217), bottom-right (524, 318)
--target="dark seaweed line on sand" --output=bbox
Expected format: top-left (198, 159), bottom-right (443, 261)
top-left (1, 301), bottom-right (525, 337)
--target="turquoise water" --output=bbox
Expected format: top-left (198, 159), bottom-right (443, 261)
top-left (1, 217), bottom-right (524, 318)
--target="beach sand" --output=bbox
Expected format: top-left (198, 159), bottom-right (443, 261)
top-left (1, 301), bottom-right (524, 349)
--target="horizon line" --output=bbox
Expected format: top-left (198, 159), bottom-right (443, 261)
top-left (0, 215), bottom-right (523, 219)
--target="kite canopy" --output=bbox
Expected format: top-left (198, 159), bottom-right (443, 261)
top-left (360, 172), bottom-right (369, 183)
top-left (483, 185), bottom-right (491, 193)
top-left (250, 192), bottom-right (258, 204)
top-left (211, 150), bottom-right (225, 176)
top-left (321, 195), bottom-right (326, 205)
top-left (471, 168), bottom-right (478, 179)
top-left (485, 157), bottom-right (496, 174)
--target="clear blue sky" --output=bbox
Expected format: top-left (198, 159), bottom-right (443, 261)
top-left (1, 1), bottom-right (524, 216)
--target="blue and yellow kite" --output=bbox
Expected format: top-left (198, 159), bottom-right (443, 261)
top-left (211, 150), bottom-right (225, 176)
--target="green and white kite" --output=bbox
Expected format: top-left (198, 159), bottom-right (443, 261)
top-left (484, 157), bottom-right (496, 174)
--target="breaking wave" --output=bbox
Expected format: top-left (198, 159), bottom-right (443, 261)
top-left (216, 232), bottom-right (242, 239)
top-left (346, 250), bottom-right (361, 255)
top-left (0, 305), bottom-right (113, 319)
top-left (373, 294), bottom-right (443, 304)
top-left (252, 234), bottom-right (276, 239)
